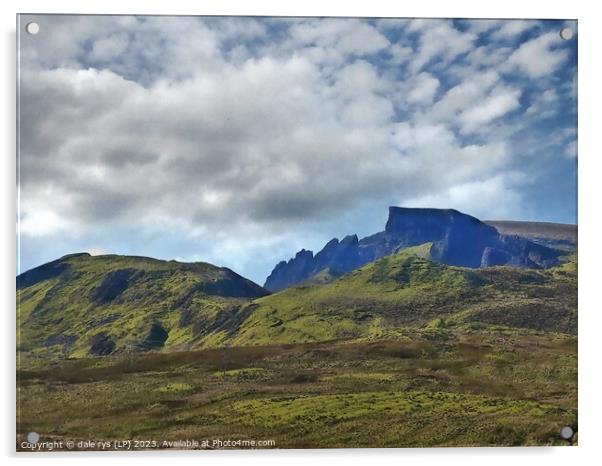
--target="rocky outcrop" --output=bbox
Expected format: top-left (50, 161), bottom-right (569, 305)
top-left (265, 235), bottom-right (366, 292)
top-left (264, 207), bottom-right (563, 292)
top-left (90, 268), bottom-right (139, 304)
top-left (89, 332), bottom-right (116, 356)
top-left (140, 324), bottom-right (169, 350)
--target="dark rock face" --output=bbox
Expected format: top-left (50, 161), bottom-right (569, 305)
top-left (264, 249), bottom-right (317, 292)
top-left (17, 259), bottom-right (70, 290)
top-left (199, 268), bottom-right (270, 298)
top-left (91, 268), bottom-right (139, 304)
top-left (44, 333), bottom-right (77, 349)
top-left (264, 206), bottom-right (563, 292)
top-left (265, 236), bottom-right (366, 292)
top-left (17, 253), bottom-right (92, 290)
top-left (89, 332), bottom-right (116, 356)
top-left (140, 324), bottom-right (168, 350)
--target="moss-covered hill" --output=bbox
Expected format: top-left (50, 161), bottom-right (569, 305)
top-left (226, 244), bottom-right (577, 346)
top-left (17, 253), bottom-right (268, 359)
top-left (17, 246), bottom-right (577, 360)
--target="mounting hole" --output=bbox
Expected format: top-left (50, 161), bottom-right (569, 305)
top-left (560, 27), bottom-right (573, 40)
top-left (25, 22), bottom-right (40, 35)
top-left (559, 426), bottom-right (574, 440)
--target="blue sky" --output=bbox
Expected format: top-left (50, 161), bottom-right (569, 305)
top-left (18, 16), bottom-right (577, 284)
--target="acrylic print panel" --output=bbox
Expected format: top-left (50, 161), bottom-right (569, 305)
top-left (16, 15), bottom-right (577, 451)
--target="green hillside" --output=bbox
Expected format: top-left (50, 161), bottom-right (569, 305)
top-left (228, 245), bottom-right (577, 346)
top-left (17, 245), bottom-right (577, 362)
top-left (17, 253), bottom-right (267, 360)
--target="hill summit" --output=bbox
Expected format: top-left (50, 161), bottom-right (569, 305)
top-left (264, 207), bottom-right (563, 291)
top-left (17, 253), bottom-right (268, 358)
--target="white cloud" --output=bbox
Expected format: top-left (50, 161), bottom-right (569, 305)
top-left (406, 72), bottom-right (440, 105)
top-left (490, 20), bottom-right (539, 39)
top-left (428, 70), bottom-right (499, 122)
top-left (289, 19), bottom-right (390, 56)
top-left (458, 86), bottom-right (521, 133)
top-left (387, 44), bottom-right (413, 65)
top-left (334, 60), bottom-right (386, 97)
top-left (525, 89), bottom-right (559, 118)
top-left (89, 33), bottom-right (129, 62)
top-left (505, 32), bottom-right (568, 78)
top-left (464, 19), bottom-right (504, 35)
top-left (565, 140), bottom-right (577, 159)
top-left (404, 174), bottom-right (527, 220)
top-left (408, 20), bottom-right (476, 73)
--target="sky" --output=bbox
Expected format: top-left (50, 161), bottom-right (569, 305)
top-left (17, 15), bottom-right (578, 284)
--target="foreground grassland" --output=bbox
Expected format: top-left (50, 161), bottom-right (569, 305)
top-left (17, 331), bottom-right (577, 449)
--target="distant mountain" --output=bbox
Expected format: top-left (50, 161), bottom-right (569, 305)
top-left (485, 220), bottom-right (577, 251)
top-left (17, 253), bottom-right (267, 358)
top-left (264, 207), bottom-right (565, 292)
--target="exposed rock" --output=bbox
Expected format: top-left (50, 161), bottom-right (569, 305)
top-left (89, 332), bottom-right (116, 356)
top-left (480, 247), bottom-right (512, 267)
top-left (264, 206), bottom-right (563, 292)
top-left (140, 324), bottom-right (168, 350)
top-left (91, 268), bottom-right (139, 304)
top-left (198, 268), bottom-right (270, 298)
top-left (44, 333), bottom-right (77, 349)
top-left (264, 249), bottom-right (316, 292)
top-left (17, 257), bottom-right (73, 289)
top-left (485, 220), bottom-right (577, 252)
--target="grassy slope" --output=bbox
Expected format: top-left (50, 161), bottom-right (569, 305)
top-left (17, 253), bottom-right (266, 359)
top-left (17, 333), bottom-right (577, 448)
top-left (18, 246), bottom-right (577, 359)
top-left (229, 245), bottom-right (577, 346)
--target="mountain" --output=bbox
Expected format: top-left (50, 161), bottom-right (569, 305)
top-left (17, 253), bottom-right (268, 358)
top-left (264, 207), bottom-right (564, 292)
top-left (485, 220), bottom-right (577, 251)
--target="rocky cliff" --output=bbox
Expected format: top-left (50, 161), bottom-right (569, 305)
top-left (264, 207), bottom-right (563, 292)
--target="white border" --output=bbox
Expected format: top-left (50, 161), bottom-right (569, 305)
top-left (3, 1), bottom-right (600, 465)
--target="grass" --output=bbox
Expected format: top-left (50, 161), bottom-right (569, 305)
top-left (17, 331), bottom-right (577, 449)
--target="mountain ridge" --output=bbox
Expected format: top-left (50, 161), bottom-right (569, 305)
top-left (264, 207), bottom-right (566, 292)
top-left (16, 244), bottom-right (577, 360)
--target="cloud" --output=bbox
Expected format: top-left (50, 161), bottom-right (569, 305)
top-left (17, 16), bottom-right (577, 280)
top-left (464, 19), bottom-right (504, 35)
top-left (408, 19), bottom-right (477, 73)
top-left (428, 70), bottom-right (499, 122)
top-left (525, 89), bottom-right (559, 118)
top-left (404, 173), bottom-right (528, 220)
top-left (505, 31), bottom-right (568, 78)
top-left (490, 20), bottom-right (539, 39)
top-left (458, 85), bottom-right (521, 133)
top-left (406, 72), bottom-right (440, 105)
top-left (289, 18), bottom-right (390, 56)
top-left (565, 140), bottom-right (577, 159)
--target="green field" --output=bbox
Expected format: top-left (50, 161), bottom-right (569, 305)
top-left (17, 330), bottom-right (576, 449)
